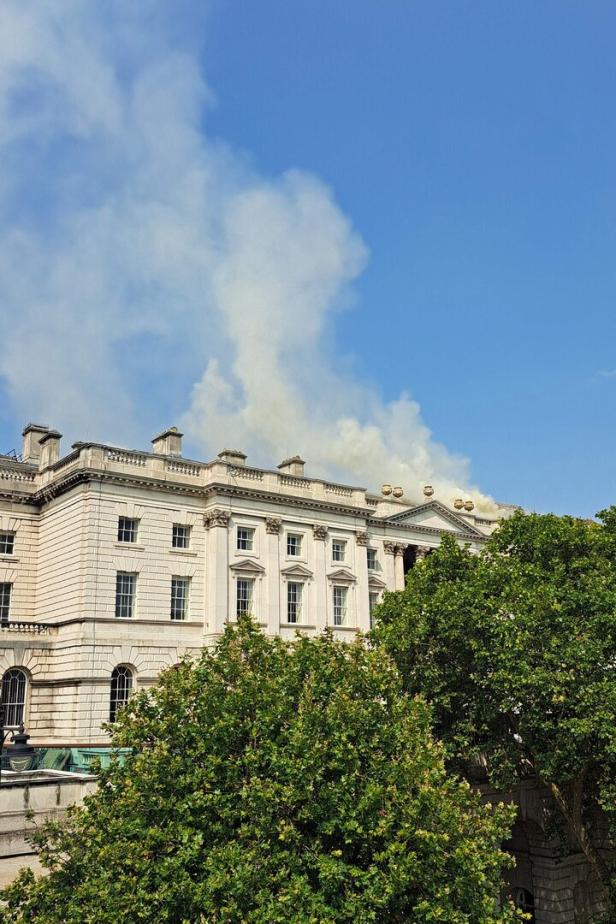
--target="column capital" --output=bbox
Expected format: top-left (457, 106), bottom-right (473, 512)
top-left (415, 545), bottom-right (430, 561)
top-left (313, 524), bottom-right (329, 541)
top-left (383, 540), bottom-right (397, 556)
top-left (265, 517), bottom-right (282, 534)
top-left (203, 509), bottom-right (230, 529)
top-left (355, 531), bottom-right (369, 546)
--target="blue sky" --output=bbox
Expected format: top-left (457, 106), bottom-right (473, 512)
top-left (0, 2), bottom-right (614, 516)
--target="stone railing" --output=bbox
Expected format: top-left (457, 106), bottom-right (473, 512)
top-left (105, 450), bottom-right (148, 467)
top-left (324, 483), bottom-right (353, 498)
top-left (279, 475), bottom-right (311, 490)
top-left (166, 460), bottom-right (201, 477)
top-left (0, 621), bottom-right (50, 634)
top-left (229, 466), bottom-right (264, 481)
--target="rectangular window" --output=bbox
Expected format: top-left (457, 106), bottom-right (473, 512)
top-left (0, 583), bottom-right (11, 625)
top-left (172, 524), bottom-right (190, 549)
top-left (237, 527), bottom-right (255, 552)
top-left (236, 578), bottom-right (254, 618)
top-left (115, 572), bottom-right (136, 618)
top-left (117, 517), bottom-right (138, 544)
top-left (287, 582), bottom-right (302, 624)
top-left (0, 533), bottom-right (15, 555)
top-left (287, 534), bottom-right (302, 557)
top-left (367, 548), bottom-right (377, 570)
top-left (369, 592), bottom-right (379, 629)
top-left (332, 540), bottom-right (346, 562)
top-left (333, 585), bottom-right (347, 627)
top-left (170, 577), bottom-right (189, 621)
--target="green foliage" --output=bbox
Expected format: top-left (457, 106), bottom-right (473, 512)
top-left (372, 509), bottom-right (616, 902)
top-left (1, 620), bottom-right (518, 923)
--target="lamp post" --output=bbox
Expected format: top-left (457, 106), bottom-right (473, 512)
top-left (0, 710), bottom-right (36, 783)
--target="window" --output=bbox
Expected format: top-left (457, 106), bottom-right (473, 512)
top-left (287, 582), bottom-right (302, 624)
top-left (369, 592), bottom-right (379, 629)
top-left (287, 534), bottom-right (302, 557)
top-left (117, 517), bottom-right (138, 543)
top-left (332, 540), bottom-right (346, 563)
top-left (237, 527), bottom-right (255, 552)
top-left (333, 585), bottom-right (347, 626)
top-left (0, 583), bottom-right (11, 625)
top-left (1, 668), bottom-right (27, 726)
top-left (109, 666), bottom-right (133, 722)
top-left (115, 572), bottom-right (136, 618)
top-left (172, 524), bottom-right (190, 549)
top-left (367, 548), bottom-right (377, 571)
top-left (170, 577), bottom-right (189, 621)
top-left (236, 578), bottom-right (254, 617)
top-left (0, 533), bottom-right (15, 555)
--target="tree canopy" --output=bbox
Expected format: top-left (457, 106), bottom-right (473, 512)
top-left (2, 619), bottom-right (517, 923)
top-left (372, 508), bottom-right (616, 908)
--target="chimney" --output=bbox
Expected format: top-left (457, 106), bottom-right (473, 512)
top-left (39, 430), bottom-right (62, 469)
top-left (151, 427), bottom-right (183, 457)
top-left (22, 423), bottom-right (50, 463)
top-left (278, 455), bottom-right (305, 477)
top-left (217, 449), bottom-right (247, 466)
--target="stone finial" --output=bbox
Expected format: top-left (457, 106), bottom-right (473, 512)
top-left (355, 531), bottom-right (369, 546)
top-left (152, 426), bottom-right (183, 457)
top-left (312, 524), bottom-right (329, 541)
top-left (265, 517), bottom-right (282, 534)
top-left (278, 456), bottom-right (305, 477)
top-left (21, 423), bottom-right (50, 464)
top-left (203, 509), bottom-right (230, 529)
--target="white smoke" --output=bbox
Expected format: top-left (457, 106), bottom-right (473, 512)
top-left (0, 3), bottom-right (496, 511)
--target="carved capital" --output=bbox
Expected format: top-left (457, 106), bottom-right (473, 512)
top-left (313, 524), bottom-right (329, 541)
top-left (394, 543), bottom-right (408, 555)
top-left (355, 531), bottom-right (369, 547)
top-left (265, 517), bottom-right (282, 535)
top-left (203, 509), bottom-right (230, 529)
top-left (415, 545), bottom-right (430, 560)
top-left (383, 541), bottom-right (397, 556)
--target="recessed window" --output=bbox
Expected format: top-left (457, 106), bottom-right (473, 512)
top-left (172, 524), bottom-right (190, 549)
top-left (236, 578), bottom-right (254, 618)
top-left (237, 527), bottom-right (255, 552)
top-left (333, 585), bottom-right (347, 626)
top-left (1, 668), bottom-right (27, 726)
top-left (369, 592), bottom-right (380, 629)
top-left (170, 577), bottom-right (189, 621)
top-left (287, 582), bottom-right (303, 624)
top-left (0, 533), bottom-right (15, 555)
top-left (115, 572), bottom-right (136, 618)
top-left (117, 517), bottom-right (138, 544)
top-left (287, 534), bottom-right (302, 557)
top-left (367, 548), bottom-right (377, 571)
top-left (109, 666), bottom-right (133, 722)
top-left (0, 583), bottom-right (12, 625)
top-left (332, 540), bottom-right (346, 563)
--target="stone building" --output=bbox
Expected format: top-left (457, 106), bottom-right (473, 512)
top-left (0, 422), bottom-right (498, 746)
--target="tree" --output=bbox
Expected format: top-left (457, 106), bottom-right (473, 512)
top-left (2, 619), bottom-right (518, 923)
top-left (372, 509), bottom-right (616, 910)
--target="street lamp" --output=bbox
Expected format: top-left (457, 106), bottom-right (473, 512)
top-left (1, 720), bottom-right (36, 782)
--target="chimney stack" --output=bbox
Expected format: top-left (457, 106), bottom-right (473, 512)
top-left (22, 423), bottom-right (50, 463)
top-left (217, 449), bottom-right (247, 466)
top-left (278, 456), bottom-right (305, 477)
top-left (151, 427), bottom-right (183, 457)
top-left (39, 430), bottom-right (62, 469)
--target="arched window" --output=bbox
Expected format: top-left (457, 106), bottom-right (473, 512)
top-left (109, 666), bottom-right (133, 722)
top-left (1, 668), bottom-right (27, 726)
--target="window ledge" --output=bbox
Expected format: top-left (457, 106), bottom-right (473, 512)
top-left (114, 543), bottom-right (145, 551)
top-left (169, 549), bottom-right (198, 557)
top-left (280, 622), bottom-right (316, 629)
top-left (0, 555), bottom-right (18, 562)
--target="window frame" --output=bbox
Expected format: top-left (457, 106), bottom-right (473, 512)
top-left (171, 524), bottom-right (191, 550)
top-left (332, 585), bottom-right (347, 627)
top-left (0, 668), bottom-right (27, 726)
top-left (0, 532), bottom-right (15, 556)
top-left (117, 517), bottom-right (139, 544)
top-left (115, 572), bottom-right (137, 619)
top-left (287, 581), bottom-right (303, 624)
top-left (369, 591), bottom-right (380, 629)
top-left (332, 539), bottom-right (347, 563)
top-left (236, 578), bottom-right (254, 618)
top-left (236, 526), bottom-right (255, 553)
top-left (170, 576), bottom-right (190, 621)
top-left (367, 548), bottom-right (378, 571)
top-left (0, 583), bottom-right (12, 625)
top-left (286, 533), bottom-right (303, 558)
top-left (109, 665), bottom-right (133, 723)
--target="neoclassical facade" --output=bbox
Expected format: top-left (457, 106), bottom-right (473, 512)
top-left (0, 423), bottom-right (505, 746)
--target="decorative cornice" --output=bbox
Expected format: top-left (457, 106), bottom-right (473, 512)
top-left (313, 524), bottom-right (329, 541)
top-left (265, 517), bottom-right (282, 534)
top-left (280, 563), bottom-right (314, 579)
top-left (327, 568), bottom-right (356, 583)
top-left (229, 559), bottom-right (266, 574)
top-left (203, 509), bottom-right (230, 529)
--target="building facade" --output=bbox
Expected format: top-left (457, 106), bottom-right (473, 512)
top-left (0, 423), bottom-right (500, 747)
